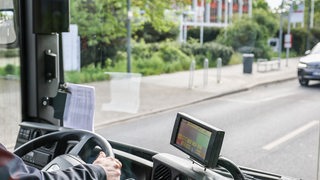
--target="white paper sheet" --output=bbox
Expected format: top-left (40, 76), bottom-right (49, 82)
top-left (63, 83), bottom-right (95, 131)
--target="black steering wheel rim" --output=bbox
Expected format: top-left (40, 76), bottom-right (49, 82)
top-left (14, 129), bottom-right (114, 160)
top-left (217, 156), bottom-right (245, 180)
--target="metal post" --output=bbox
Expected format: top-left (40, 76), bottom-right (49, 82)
top-left (239, 0), bottom-right (243, 18)
top-left (200, 0), bottom-right (204, 45)
top-left (229, 0), bottom-right (233, 23)
top-left (278, 0), bottom-right (284, 69)
top-left (248, 0), bottom-right (252, 17)
top-left (192, 0), bottom-right (197, 22)
top-left (183, 24), bottom-right (188, 42)
top-left (205, 2), bottom-right (210, 23)
top-left (126, 0), bottom-right (132, 73)
top-left (217, 0), bottom-right (222, 23)
top-left (311, 0), bottom-right (315, 28)
top-left (203, 58), bottom-right (209, 87)
top-left (307, 0), bottom-right (311, 50)
top-left (179, 14), bottom-right (184, 43)
top-left (217, 58), bottom-right (222, 83)
top-left (189, 60), bottom-right (196, 89)
top-left (224, 0), bottom-right (228, 26)
top-left (286, 4), bottom-right (291, 67)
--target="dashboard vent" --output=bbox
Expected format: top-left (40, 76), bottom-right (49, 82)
top-left (153, 164), bottom-right (172, 180)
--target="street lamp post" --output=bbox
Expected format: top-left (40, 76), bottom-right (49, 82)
top-left (278, 6), bottom-right (284, 69)
top-left (127, 0), bottom-right (132, 73)
top-left (285, 3), bottom-right (292, 67)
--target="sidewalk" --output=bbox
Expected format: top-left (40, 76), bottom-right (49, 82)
top-left (91, 58), bottom-right (299, 129)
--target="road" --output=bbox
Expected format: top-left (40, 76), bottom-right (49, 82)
top-left (96, 80), bottom-right (320, 180)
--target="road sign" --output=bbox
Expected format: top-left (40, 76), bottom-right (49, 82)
top-left (284, 34), bottom-right (292, 48)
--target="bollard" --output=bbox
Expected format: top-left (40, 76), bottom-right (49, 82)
top-left (217, 58), bottom-right (222, 83)
top-left (203, 58), bottom-right (209, 87)
top-left (189, 60), bottom-right (196, 89)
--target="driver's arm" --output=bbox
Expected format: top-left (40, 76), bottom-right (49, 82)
top-left (0, 143), bottom-right (121, 180)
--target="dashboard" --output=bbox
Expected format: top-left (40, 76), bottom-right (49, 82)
top-left (14, 116), bottom-right (287, 180)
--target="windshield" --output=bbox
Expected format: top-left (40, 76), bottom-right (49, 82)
top-left (1, 0), bottom-right (320, 180)
top-left (0, 0), bottom-right (20, 150)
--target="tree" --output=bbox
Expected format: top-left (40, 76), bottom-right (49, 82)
top-left (70, 0), bottom-right (189, 67)
top-left (70, 0), bottom-right (189, 46)
top-left (216, 13), bottom-right (277, 59)
top-left (253, 0), bottom-right (269, 10)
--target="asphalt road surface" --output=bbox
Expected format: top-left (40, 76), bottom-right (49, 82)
top-left (97, 80), bottom-right (320, 180)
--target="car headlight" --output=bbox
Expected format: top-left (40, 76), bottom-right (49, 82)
top-left (298, 62), bottom-right (307, 68)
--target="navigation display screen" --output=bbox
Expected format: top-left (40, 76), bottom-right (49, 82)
top-left (176, 119), bottom-right (211, 160)
top-left (170, 113), bottom-right (225, 168)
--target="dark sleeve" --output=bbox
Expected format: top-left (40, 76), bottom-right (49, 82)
top-left (0, 143), bottom-right (106, 180)
top-left (41, 164), bottom-right (106, 180)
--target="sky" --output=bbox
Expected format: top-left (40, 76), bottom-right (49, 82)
top-left (265, 0), bottom-right (282, 9)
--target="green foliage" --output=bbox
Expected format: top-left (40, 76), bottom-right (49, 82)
top-left (228, 53), bottom-right (243, 65)
top-left (310, 28), bottom-right (320, 47)
top-left (217, 17), bottom-right (259, 49)
top-left (291, 28), bottom-right (308, 55)
top-left (181, 42), bottom-right (233, 67)
top-left (0, 64), bottom-right (20, 76)
top-left (133, 56), bottom-right (165, 75)
top-left (130, 41), bottom-right (192, 75)
top-left (70, 0), bottom-right (126, 45)
top-left (156, 42), bottom-right (191, 73)
top-left (70, 0), bottom-right (188, 46)
top-left (187, 27), bottom-right (222, 43)
top-left (67, 40), bottom-right (234, 83)
top-left (133, 0), bottom-right (189, 32)
top-left (65, 64), bottom-right (109, 84)
top-left (253, 0), bottom-right (269, 10)
top-left (134, 23), bottom-right (179, 43)
top-left (252, 9), bottom-right (278, 37)
top-left (0, 49), bottom-right (19, 58)
top-left (216, 14), bottom-right (274, 59)
top-left (70, 0), bottom-right (189, 67)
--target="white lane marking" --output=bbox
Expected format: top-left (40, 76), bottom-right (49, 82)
top-left (258, 92), bottom-right (296, 102)
top-left (219, 92), bottom-right (295, 104)
top-left (263, 120), bottom-right (319, 151)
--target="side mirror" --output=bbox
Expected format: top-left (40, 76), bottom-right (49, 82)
top-left (305, 50), bottom-right (311, 55)
top-left (0, 10), bottom-right (16, 45)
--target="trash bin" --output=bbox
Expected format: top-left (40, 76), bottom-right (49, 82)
top-left (242, 53), bottom-right (254, 74)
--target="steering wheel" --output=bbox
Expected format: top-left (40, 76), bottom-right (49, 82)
top-left (14, 129), bottom-right (114, 171)
top-left (217, 157), bottom-right (246, 180)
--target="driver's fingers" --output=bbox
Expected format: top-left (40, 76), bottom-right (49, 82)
top-left (99, 151), bottom-right (106, 157)
top-left (114, 158), bottom-right (122, 168)
top-left (98, 151), bottom-right (122, 169)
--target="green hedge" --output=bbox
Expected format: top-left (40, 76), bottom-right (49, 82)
top-left (187, 27), bottom-right (222, 43)
top-left (65, 64), bottom-right (109, 84)
top-left (310, 28), bottom-right (320, 48)
top-left (291, 28), bottom-right (308, 55)
top-left (131, 41), bottom-right (192, 75)
top-left (134, 23), bottom-right (179, 43)
top-left (281, 27), bottom-right (320, 56)
top-left (180, 42), bottom-right (233, 67)
top-left (0, 64), bottom-right (20, 76)
top-left (68, 41), bottom-right (234, 83)
top-left (0, 49), bottom-right (19, 58)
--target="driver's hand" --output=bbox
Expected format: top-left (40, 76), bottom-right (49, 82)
top-left (93, 152), bottom-right (122, 180)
